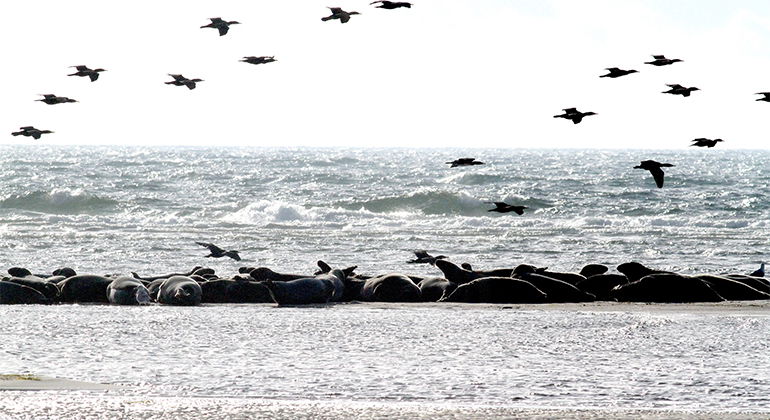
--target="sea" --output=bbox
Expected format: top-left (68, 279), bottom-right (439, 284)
top-left (1, 145), bottom-right (769, 419)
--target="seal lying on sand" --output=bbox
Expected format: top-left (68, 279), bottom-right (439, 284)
top-left (58, 275), bottom-right (114, 303)
top-left (574, 274), bottom-right (628, 301)
top-left (418, 277), bottom-right (456, 302)
top-left (616, 262), bottom-right (672, 282)
top-left (263, 270), bottom-right (345, 305)
top-left (692, 274), bottom-right (770, 301)
top-left (107, 277), bottom-right (151, 305)
top-left (610, 273), bottom-right (724, 303)
top-left (5, 277), bottom-right (59, 301)
top-left (434, 260), bottom-right (513, 284)
top-left (157, 276), bottom-right (202, 306)
top-left (512, 265), bottom-right (587, 286)
top-left (0, 281), bottom-right (50, 304)
top-left (440, 277), bottom-right (547, 304)
top-left (354, 273), bottom-right (421, 302)
top-left (512, 273), bottom-right (595, 302)
top-left (200, 279), bottom-right (272, 303)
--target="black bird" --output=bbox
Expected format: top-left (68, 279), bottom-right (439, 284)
top-left (487, 202), bottom-right (527, 215)
top-left (68, 65), bottom-right (106, 82)
top-left (11, 126), bottom-right (53, 140)
top-left (663, 84), bottom-right (699, 97)
top-left (241, 56), bottom-right (276, 65)
top-left (446, 157), bottom-right (484, 168)
top-left (36, 94), bottom-right (77, 105)
top-left (166, 74), bottom-right (203, 90)
top-left (750, 262), bottom-right (765, 277)
top-left (322, 7), bottom-right (360, 23)
top-left (755, 92), bottom-right (770, 102)
top-left (371, 1), bottom-right (412, 9)
top-left (201, 17), bottom-right (240, 36)
top-left (645, 55), bottom-right (682, 66)
top-left (690, 138), bottom-right (724, 148)
top-left (634, 160), bottom-right (674, 188)
top-left (407, 250), bottom-right (447, 264)
top-left (600, 68), bottom-right (638, 78)
top-left (553, 108), bottom-right (596, 124)
top-left (195, 242), bottom-right (241, 261)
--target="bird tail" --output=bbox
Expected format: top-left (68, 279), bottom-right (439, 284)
top-left (11, 132), bottom-right (21, 136)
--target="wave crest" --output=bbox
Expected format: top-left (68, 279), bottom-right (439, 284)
top-left (0, 189), bottom-right (119, 214)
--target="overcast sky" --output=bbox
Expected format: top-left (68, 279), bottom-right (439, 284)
top-left (3, 0), bottom-right (770, 149)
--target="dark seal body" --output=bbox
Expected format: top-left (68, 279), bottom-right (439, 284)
top-left (6, 277), bottom-right (59, 301)
top-left (107, 277), bottom-right (151, 305)
top-left (0, 281), bottom-right (50, 304)
top-left (418, 277), bottom-right (456, 302)
top-left (58, 275), bottom-right (113, 303)
top-left (575, 274), bottom-right (628, 301)
top-left (610, 274), bottom-right (724, 303)
top-left (359, 273), bottom-right (421, 302)
top-left (513, 273), bottom-right (595, 302)
top-left (263, 272), bottom-right (340, 305)
top-left (441, 277), bottom-right (547, 304)
top-left (200, 279), bottom-right (272, 303)
top-left (157, 276), bottom-right (203, 306)
top-left (693, 275), bottom-right (770, 301)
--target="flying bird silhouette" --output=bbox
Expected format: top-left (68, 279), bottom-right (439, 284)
top-left (600, 68), bottom-right (638, 78)
top-left (195, 242), bottom-right (241, 261)
top-left (407, 250), bottom-right (447, 264)
top-left (645, 55), bottom-right (682, 66)
top-left (634, 160), bottom-right (674, 188)
top-left (166, 74), bottom-right (203, 90)
top-left (322, 7), bottom-right (360, 23)
top-left (446, 158), bottom-right (484, 168)
top-left (371, 1), bottom-right (412, 9)
top-left (553, 108), bottom-right (596, 124)
top-left (663, 84), bottom-right (699, 97)
top-left (690, 138), bottom-right (723, 148)
top-left (68, 65), bottom-right (106, 82)
top-left (201, 17), bottom-right (240, 36)
top-left (11, 126), bottom-right (53, 140)
top-left (36, 94), bottom-right (77, 105)
top-left (487, 202), bottom-right (527, 215)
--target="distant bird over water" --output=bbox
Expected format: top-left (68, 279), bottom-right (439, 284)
top-left (690, 138), bottom-right (724, 148)
top-left (446, 158), bottom-right (484, 168)
top-left (11, 126), bottom-right (53, 140)
top-left (553, 108), bottom-right (596, 124)
top-left (195, 242), bottom-right (241, 261)
top-left (645, 55), bottom-right (682, 66)
top-left (663, 84), bottom-right (699, 97)
top-left (201, 17), bottom-right (240, 36)
top-left (68, 65), bottom-right (106, 82)
top-left (487, 202), bottom-right (527, 215)
top-left (407, 250), bottom-right (447, 265)
top-left (166, 74), bottom-right (203, 90)
top-left (371, 1), bottom-right (412, 9)
top-left (750, 262), bottom-right (765, 277)
top-left (755, 92), bottom-right (770, 102)
top-left (634, 160), bottom-right (674, 188)
top-left (36, 94), bottom-right (77, 105)
top-left (322, 7), bottom-right (360, 23)
top-left (241, 56), bottom-right (276, 65)
top-left (600, 68), bottom-right (638, 78)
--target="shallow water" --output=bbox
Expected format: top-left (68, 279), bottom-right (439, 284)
top-left (2, 303), bottom-right (769, 415)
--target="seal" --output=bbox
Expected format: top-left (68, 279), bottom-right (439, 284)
top-left (131, 267), bottom-right (202, 282)
top-left (248, 267), bottom-right (307, 282)
top-left (724, 274), bottom-right (770, 293)
top-left (610, 273), bottom-right (724, 303)
top-left (5, 277), bottom-right (59, 301)
top-left (616, 262), bottom-right (672, 282)
top-left (106, 277), bottom-right (151, 305)
top-left (434, 260), bottom-right (513, 284)
top-left (578, 264), bottom-right (609, 278)
top-left (440, 277), bottom-right (547, 304)
top-left (200, 279), bottom-right (272, 303)
top-left (574, 274), bottom-right (628, 301)
top-left (692, 274), bottom-right (770, 301)
top-left (262, 271), bottom-right (345, 305)
top-left (512, 273), bottom-right (595, 302)
top-left (357, 273), bottom-right (421, 302)
top-left (418, 277), bottom-right (457, 302)
top-left (57, 275), bottom-right (114, 303)
top-left (513, 264), bottom-right (586, 286)
top-left (157, 276), bottom-right (202, 306)
top-left (0, 281), bottom-right (50, 304)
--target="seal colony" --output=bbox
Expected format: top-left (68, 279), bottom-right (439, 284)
top-left (1, 260), bottom-right (767, 306)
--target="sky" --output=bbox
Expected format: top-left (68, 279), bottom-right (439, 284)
top-left (2, 0), bottom-right (770, 149)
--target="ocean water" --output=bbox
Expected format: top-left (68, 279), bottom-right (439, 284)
top-left (2, 146), bottom-right (770, 418)
top-left (0, 146), bottom-right (767, 277)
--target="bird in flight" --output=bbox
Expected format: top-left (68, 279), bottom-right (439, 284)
top-left (241, 56), bottom-right (277, 65)
top-left (645, 55), bottom-right (682, 66)
top-left (663, 84), bottom-right (699, 97)
top-left (755, 92), bottom-right (770, 102)
top-left (11, 126), bottom-right (53, 140)
top-left (322, 7), bottom-right (360, 23)
top-left (36, 94), bottom-right (77, 105)
top-left (166, 74), bottom-right (203, 90)
top-left (68, 65), bottom-right (106, 82)
top-left (371, 1), bottom-right (412, 9)
top-left (553, 108), bottom-right (596, 124)
top-left (487, 202), bottom-right (527, 215)
top-left (201, 17), bottom-right (240, 36)
top-left (195, 242), bottom-right (241, 261)
top-left (407, 250), bottom-right (447, 264)
top-left (634, 160), bottom-right (674, 188)
top-left (690, 138), bottom-right (724, 148)
top-left (600, 68), bottom-right (638, 78)
top-left (446, 157), bottom-right (484, 168)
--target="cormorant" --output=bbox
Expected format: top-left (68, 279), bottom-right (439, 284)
top-left (322, 7), bottom-right (360, 23)
top-left (201, 17), bottom-right (240, 36)
top-left (553, 108), bottom-right (596, 124)
top-left (36, 94), bottom-right (77, 105)
top-left (690, 138), bottom-right (724, 148)
top-left (446, 157), bottom-right (484, 167)
top-left (633, 160), bottom-right (674, 188)
top-left (663, 84), bottom-right (699, 97)
top-left (487, 202), bottom-right (527, 215)
top-left (166, 74), bottom-right (203, 90)
top-left (195, 242), bottom-right (241, 261)
top-left (750, 262), bottom-right (765, 277)
top-left (241, 56), bottom-right (276, 65)
top-left (68, 65), bottom-right (106, 82)
top-left (755, 92), bottom-right (770, 102)
top-left (371, 1), bottom-right (412, 9)
top-left (600, 68), bottom-right (638, 78)
top-left (11, 126), bottom-right (53, 140)
top-left (407, 250), bottom-right (447, 265)
top-left (645, 55), bottom-right (683, 66)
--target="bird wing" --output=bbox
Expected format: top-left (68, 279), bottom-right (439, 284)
top-left (512, 207), bottom-right (525, 215)
top-left (169, 74), bottom-right (186, 81)
top-left (562, 107), bottom-right (577, 113)
top-left (340, 13), bottom-right (351, 23)
top-left (19, 126), bottom-right (35, 130)
top-left (196, 241), bottom-right (224, 253)
top-left (649, 167), bottom-right (665, 188)
top-left (666, 84), bottom-right (683, 89)
top-left (72, 65), bottom-right (90, 71)
top-left (209, 17), bottom-right (225, 24)
top-left (218, 26), bottom-right (229, 36)
top-left (652, 55), bottom-right (666, 59)
top-left (370, 1), bottom-right (384, 3)
top-left (605, 67), bottom-right (619, 71)
top-left (414, 250), bottom-right (431, 258)
top-left (329, 7), bottom-right (343, 13)
top-left (32, 132), bottom-right (42, 140)
top-left (88, 73), bottom-right (99, 82)
top-left (492, 202), bottom-right (508, 209)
